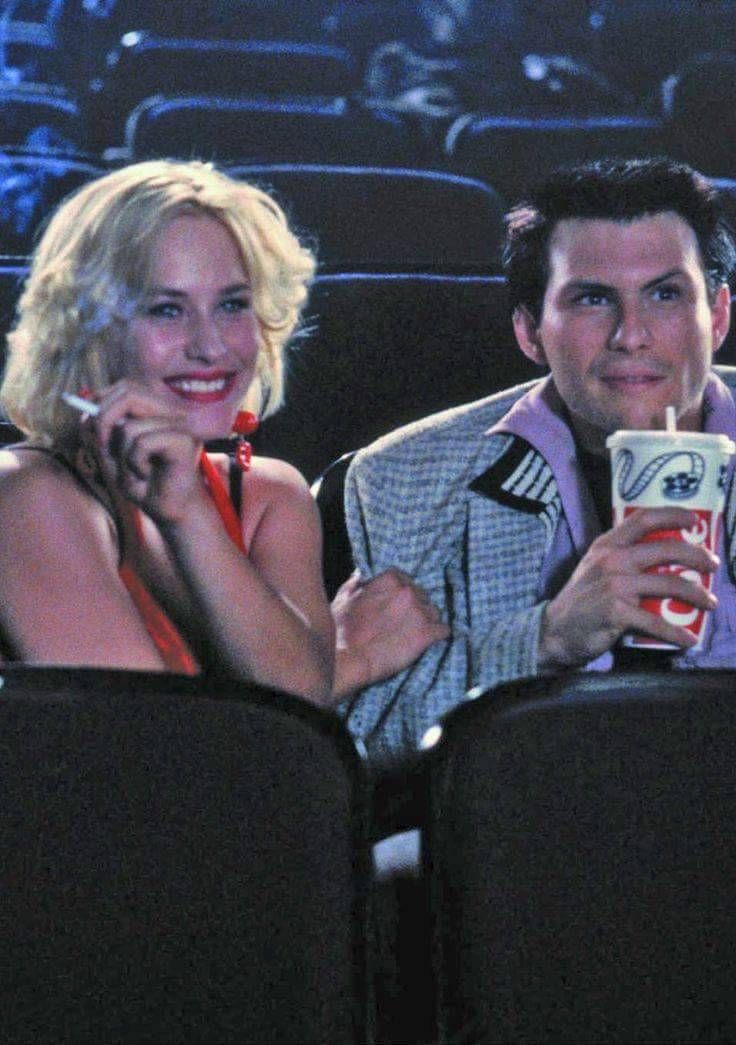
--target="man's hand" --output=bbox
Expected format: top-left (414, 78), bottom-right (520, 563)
top-left (539, 507), bottom-right (720, 669)
top-left (331, 568), bottom-right (450, 698)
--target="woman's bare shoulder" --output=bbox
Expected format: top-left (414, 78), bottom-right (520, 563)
top-left (0, 446), bottom-right (108, 537)
top-left (248, 454), bottom-right (311, 495)
top-left (0, 446), bottom-right (80, 494)
top-left (238, 455), bottom-right (317, 553)
top-left (246, 456), bottom-right (317, 532)
top-left (206, 450), bottom-right (310, 505)
top-left (0, 445), bottom-right (62, 488)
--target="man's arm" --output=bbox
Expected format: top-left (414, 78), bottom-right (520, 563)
top-left (342, 471), bottom-right (720, 763)
top-left (341, 446), bottom-right (552, 762)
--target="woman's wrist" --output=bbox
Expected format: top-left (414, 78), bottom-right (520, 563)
top-left (156, 479), bottom-right (222, 545)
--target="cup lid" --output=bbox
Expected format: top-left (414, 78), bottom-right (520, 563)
top-left (606, 429), bottom-right (736, 454)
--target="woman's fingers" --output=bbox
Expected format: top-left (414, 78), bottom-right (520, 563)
top-left (88, 380), bottom-right (188, 451)
top-left (78, 382), bottom-right (205, 522)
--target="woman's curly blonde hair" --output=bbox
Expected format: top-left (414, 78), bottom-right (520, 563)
top-left (1, 158), bottom-right (316, 450)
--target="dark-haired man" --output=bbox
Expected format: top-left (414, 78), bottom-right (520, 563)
top-left (341, 156), bottom-right (736, 761)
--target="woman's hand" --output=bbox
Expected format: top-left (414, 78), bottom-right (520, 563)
top-left (331, 568), bottom-right (450, 699)
top-left (84, 380), bottom-right (206, 525)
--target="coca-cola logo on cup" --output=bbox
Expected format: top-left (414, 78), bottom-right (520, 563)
top-left (625, 507), bottom-right (719, 645)
top-left (660, 569), bottom-right (703, 629)
top-left (681, 515), bottom-right (709, 546)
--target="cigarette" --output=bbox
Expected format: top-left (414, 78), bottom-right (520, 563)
top-left (62, 392), bottom-right (100, 417)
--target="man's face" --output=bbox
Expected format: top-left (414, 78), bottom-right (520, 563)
top-left (513, 213), bottom-right (731, 454)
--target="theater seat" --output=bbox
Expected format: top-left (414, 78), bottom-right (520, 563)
top-left (0, 82), bottom-right (82, 152)
top-left (424, 668), bottom-right (736, 1043)
top-left (0, 665), bottom-right (371, 1044)
top-left (445, 112), bottom-right (665, 203)
top-left (0, 18), bottom-right (61, 85)
top-left (88, 32), bottom-right (358, 152)
top-left (125, 92), bottom-right (413, 167)
top-left (251, 271), bottom-right (541, 482)
top-left (311, 450), bottom-right (356, 600)
top-left (226, 163), bottom-right (507, 272)
top-left (661, 52), bottom-right (736, 179)
top-left (0, 149), bottom-right (106, 254)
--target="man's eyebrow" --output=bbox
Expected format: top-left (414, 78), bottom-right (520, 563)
top-left (562, 279), bottom-right (615, 293)
top-left (561, 269), bottom-right (691, 295)
top-left (641, 268), bottom-right (687, 291)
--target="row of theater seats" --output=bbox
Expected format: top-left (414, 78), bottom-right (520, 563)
top-left (0, 32), bottom-right (434, 166)
top-left (91, 34), bottom-right (367, 157)
top-left (0, 155), bottom-right (506, 268)
top-left (0, 138), bottom-right (734, 281)
top-left (1, 26), bottom-right (736, 191)
top-left (2, 73), bottom-right (732, 188)
top-left (4, 662), bottom-right (736, 1042)
top-left (0, 143), bottom-right (731, 290)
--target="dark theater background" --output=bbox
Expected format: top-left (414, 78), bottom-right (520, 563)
top-left (2, 4), bottom-right (736, 1045)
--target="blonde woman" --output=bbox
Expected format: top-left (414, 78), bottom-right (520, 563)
top-left (0, 159), bottom-right (447, 703)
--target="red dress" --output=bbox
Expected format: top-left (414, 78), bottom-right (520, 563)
top-left (118, 452), bottom-right (246, 675)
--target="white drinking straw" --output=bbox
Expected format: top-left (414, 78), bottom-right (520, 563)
top-left (665, 405), bottom-right (676, 433)
top-left (61, 392), bottom-right (101, 417)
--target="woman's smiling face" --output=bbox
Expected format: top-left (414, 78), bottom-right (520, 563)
top-left (124, 212), bottom-right (261, 441)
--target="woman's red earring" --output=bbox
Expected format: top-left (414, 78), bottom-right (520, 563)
top-left (231, 411), bottom-right (259, 472)
top-left (234, 440), bottom-right (252, 471)
top-left (232, 410), bottom-right (259, 436)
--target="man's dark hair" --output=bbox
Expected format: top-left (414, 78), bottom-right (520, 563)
top-left (503, 156), bottom-right (736, 323)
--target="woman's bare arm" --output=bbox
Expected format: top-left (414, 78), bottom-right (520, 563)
top-left (0, 454), bottom-right (169, 669)
top-left (163, 456), bottom-right (336, 704)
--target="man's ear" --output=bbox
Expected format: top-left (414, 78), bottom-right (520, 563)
top-left (711, 282), bottom-right (731, 355)
top-left (512, 305), bottom-right (547, 366)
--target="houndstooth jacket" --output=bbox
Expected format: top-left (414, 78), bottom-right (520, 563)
top-left (340, 367), bottom-right (736, 763)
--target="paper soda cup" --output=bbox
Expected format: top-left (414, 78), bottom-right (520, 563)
top-left (606, 429), bottom-right (735, 650)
